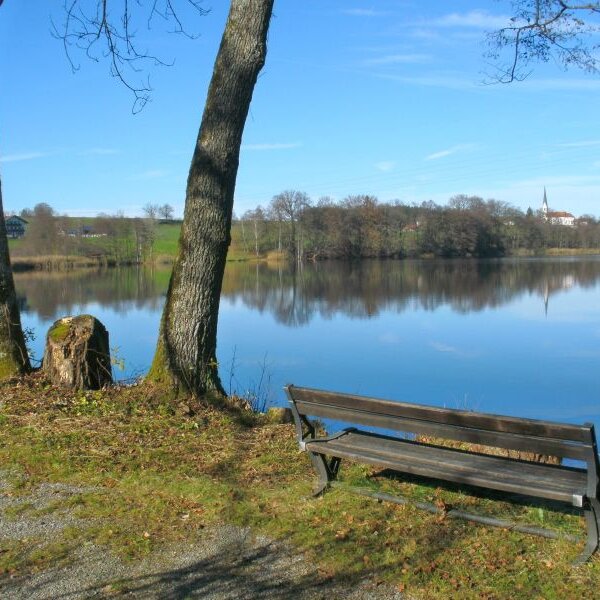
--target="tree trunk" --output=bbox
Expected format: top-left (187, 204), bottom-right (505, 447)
top-left (43, 315), bottom-right (112, 390)
top-left (0, 174), bottom-right (31, 378)
top-left (147, 0), bottom-right (274, 396)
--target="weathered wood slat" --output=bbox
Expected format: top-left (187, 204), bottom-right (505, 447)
top-left (290, 386), bottom-right (591, 442)
top-left (307, 432), bottom-right (586, 495)
top-left (295, 400), bottom-right (590, 460)
top-left (307, 438), bottom-right (584, 504)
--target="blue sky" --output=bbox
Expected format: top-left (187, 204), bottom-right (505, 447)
top-left (1, 1), bottom-right (600, 218)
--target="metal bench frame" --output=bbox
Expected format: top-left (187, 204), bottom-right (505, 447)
top-left (285, 384), bottom-right (600, 564)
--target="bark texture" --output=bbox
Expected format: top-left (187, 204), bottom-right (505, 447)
top-left (43, 315), bottom-right (112, 390)
top-left (0, 175), bottom-right (31, 378)
top-left (148, 0), bottom-right (274, 396)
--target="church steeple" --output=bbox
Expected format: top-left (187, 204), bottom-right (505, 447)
top-left (542, 187), bottom-right (549, 217)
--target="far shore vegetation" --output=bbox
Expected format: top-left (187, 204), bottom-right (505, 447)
top-left (7, 195), bottom-right (600, 270)
top-left (1, 373), bottom-right (599, 598)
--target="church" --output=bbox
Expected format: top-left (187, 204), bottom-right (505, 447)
top-left (541, 188), bottom-right (575, 226)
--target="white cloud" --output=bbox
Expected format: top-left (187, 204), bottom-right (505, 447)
top-left (79, 148), bottom-right (120, 156)
top-left (556, 140), bottom-right (600, 149)
top-left (432, 10), bottom-right (510, 29)
top-left (241, 142), bottom-right (302, 151)
top-left (362, 53), bottom-right (431, 67)
top-left (379, 332), bottom-right (401, 345)
top-left (430, 341), bottom-right (479, 358)
top-left (375, 161), bottom-right (395, 172)
top-left (342, 8), bottom-right (389, 17)
top-left (425, 144), bottom-right (475, 161)
top-left (375, 73), bottom-right (478, 91)
top-left (0, 151), bottom-right (48, 163)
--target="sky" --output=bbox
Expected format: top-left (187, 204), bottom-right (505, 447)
top-left (1, 1), bottom-right (600, 219)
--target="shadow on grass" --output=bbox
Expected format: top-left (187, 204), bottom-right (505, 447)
top-left (1, 527), bottom-right (403, 599)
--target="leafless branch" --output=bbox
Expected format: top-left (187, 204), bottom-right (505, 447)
top-left (52, 1), bottom-right (209, 112)
top-left (486, 0), bottom-right (600, 83)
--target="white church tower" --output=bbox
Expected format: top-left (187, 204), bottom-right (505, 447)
top-left (541, 187), bottom-right (549, 219)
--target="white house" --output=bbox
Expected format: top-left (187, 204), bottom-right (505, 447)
top-left (541, 188), bottom-right (575, 226)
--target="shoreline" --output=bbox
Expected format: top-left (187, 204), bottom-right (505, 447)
top-left (9, 248), bottom-right (600, 272)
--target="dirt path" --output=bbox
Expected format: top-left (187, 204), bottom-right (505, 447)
top-left (0, 473), bottom-right (405, 599)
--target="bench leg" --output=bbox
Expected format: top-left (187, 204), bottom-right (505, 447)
top-left (575, 499), bottom-right (600, 566)
top-left (309, 452), bottom-right (341, 497)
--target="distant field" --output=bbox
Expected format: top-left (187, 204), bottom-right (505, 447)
top-left (154, 223), bottom-right (181, 258)
top-left (7, 219), bottom-right (261, 264)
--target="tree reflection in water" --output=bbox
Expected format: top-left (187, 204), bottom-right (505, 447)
top-left (13, 257), bottom-right (600, 326)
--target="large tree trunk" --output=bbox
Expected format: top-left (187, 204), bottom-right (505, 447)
top-left (0, 174), bottom-right (31, 378)
top-left (147, 0), bottom-right (274, 396)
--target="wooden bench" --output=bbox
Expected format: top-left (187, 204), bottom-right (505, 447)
top-left (285, 385), bottom-right (600, 564)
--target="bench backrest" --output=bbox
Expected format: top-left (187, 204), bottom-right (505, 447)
top-left (286, 385), bottom-right (599, 466)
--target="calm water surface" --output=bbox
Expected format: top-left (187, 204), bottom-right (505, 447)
top-left (14, 257), bottom-right (600, 428)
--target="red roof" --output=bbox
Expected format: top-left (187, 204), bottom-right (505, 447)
top-left (548, 211), bottom-right (574, 218)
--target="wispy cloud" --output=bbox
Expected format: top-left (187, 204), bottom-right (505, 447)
top-left (241, 142), bottom-right (302, 151)
top-left (432, 10), bottom-right (509, 29)
top-left (379, 332), bottom-right (401, 345)
top-left (0, 151), bottom-right (48, 163)
top-left (556, 140), bottom-right (600, 149)
top-left (375, 161), bottom-right (395, 172)
top-left (361, 53), bottom-right (431, 67)
top-left (79, 147), bottom-right (121, 156)
top-left (131, 169), bottom-right (169, 180)
top-left (519, 78), bottom-right (600, 92)
top-left (342, 8), bottom-right (389, 17)
top-left (375, 73), bottom-right (478, 91)
top-left (430, 342), bottom-right (459, 353)
top-left (425, 143), bottom-right (475, 161)
top-left (430, 341), bottom-right (479, 357)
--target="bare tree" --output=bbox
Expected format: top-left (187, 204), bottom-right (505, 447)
top-left (271, 190), bottom-right (311, 259)
top-left (23, 203), bottom-right (60, 256)
top-left (142, 202), bottom-right (159, 220)
top-left (243, 206), bottom-right (266, 257)
top-left (158, 203), bottom-right (174, 220)
top-left (487, 1), bottom-right (600, 82)
top-left (54, 0), bottom-right (209, 112)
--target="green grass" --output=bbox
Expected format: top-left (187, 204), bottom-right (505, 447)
top-left (153, 223), bottom-right (181, 258)
top-left (1, 374), bottom-right (599, 597)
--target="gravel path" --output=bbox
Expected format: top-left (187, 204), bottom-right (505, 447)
top-left (0, 473), bottom-right (406, 599)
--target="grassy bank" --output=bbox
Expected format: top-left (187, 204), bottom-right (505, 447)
top-left (0, 375), bottom-right (598, 598)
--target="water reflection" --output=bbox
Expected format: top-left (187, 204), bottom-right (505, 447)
top-left (14, 257), bottom-right (600, 324)
top-left (15, 267), bottom-right (169, 320)
top-left (221, 258), bottom-right (600, 326)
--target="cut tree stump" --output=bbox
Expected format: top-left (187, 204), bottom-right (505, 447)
top-left (42, 315), bottom-right (112, 390)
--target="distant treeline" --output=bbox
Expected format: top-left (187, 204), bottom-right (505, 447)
top-left (234, 192), bottom-right (600, 259)
top-left (8, 195), bottom-right (600, 267)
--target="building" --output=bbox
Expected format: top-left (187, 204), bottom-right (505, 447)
top-left (541, 188), bottom-right (575, 226)
top-left (4, 215), bottom-right (28, 238)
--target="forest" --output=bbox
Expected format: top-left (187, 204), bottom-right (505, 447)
top-left (236, 192), bottom-right (600, 260)
top-left (9, 193), bottom-right (600, 265)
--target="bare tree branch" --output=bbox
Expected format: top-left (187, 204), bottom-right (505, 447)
top-left (52, 1), bottom-right (209, 112)
top-left (486, 0), bottom-right (600, 83)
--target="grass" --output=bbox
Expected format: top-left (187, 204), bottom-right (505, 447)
top-left (1, 374), bottom-right (599, 598)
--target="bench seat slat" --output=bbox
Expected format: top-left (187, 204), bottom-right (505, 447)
top-left (295, 400), bottom-right (590, 461)
top-left (306, 431), bottom-right (587, 504)
top-left (313, 431), bottom-right (585, 491)
top-left (292, 387), bottom-right (591, 442)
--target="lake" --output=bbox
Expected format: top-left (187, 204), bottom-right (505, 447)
top-left (14, 257), bottom-right (600, 428)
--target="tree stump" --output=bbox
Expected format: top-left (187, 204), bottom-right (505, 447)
top-left (42, 315), bottom-right (112, 390)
